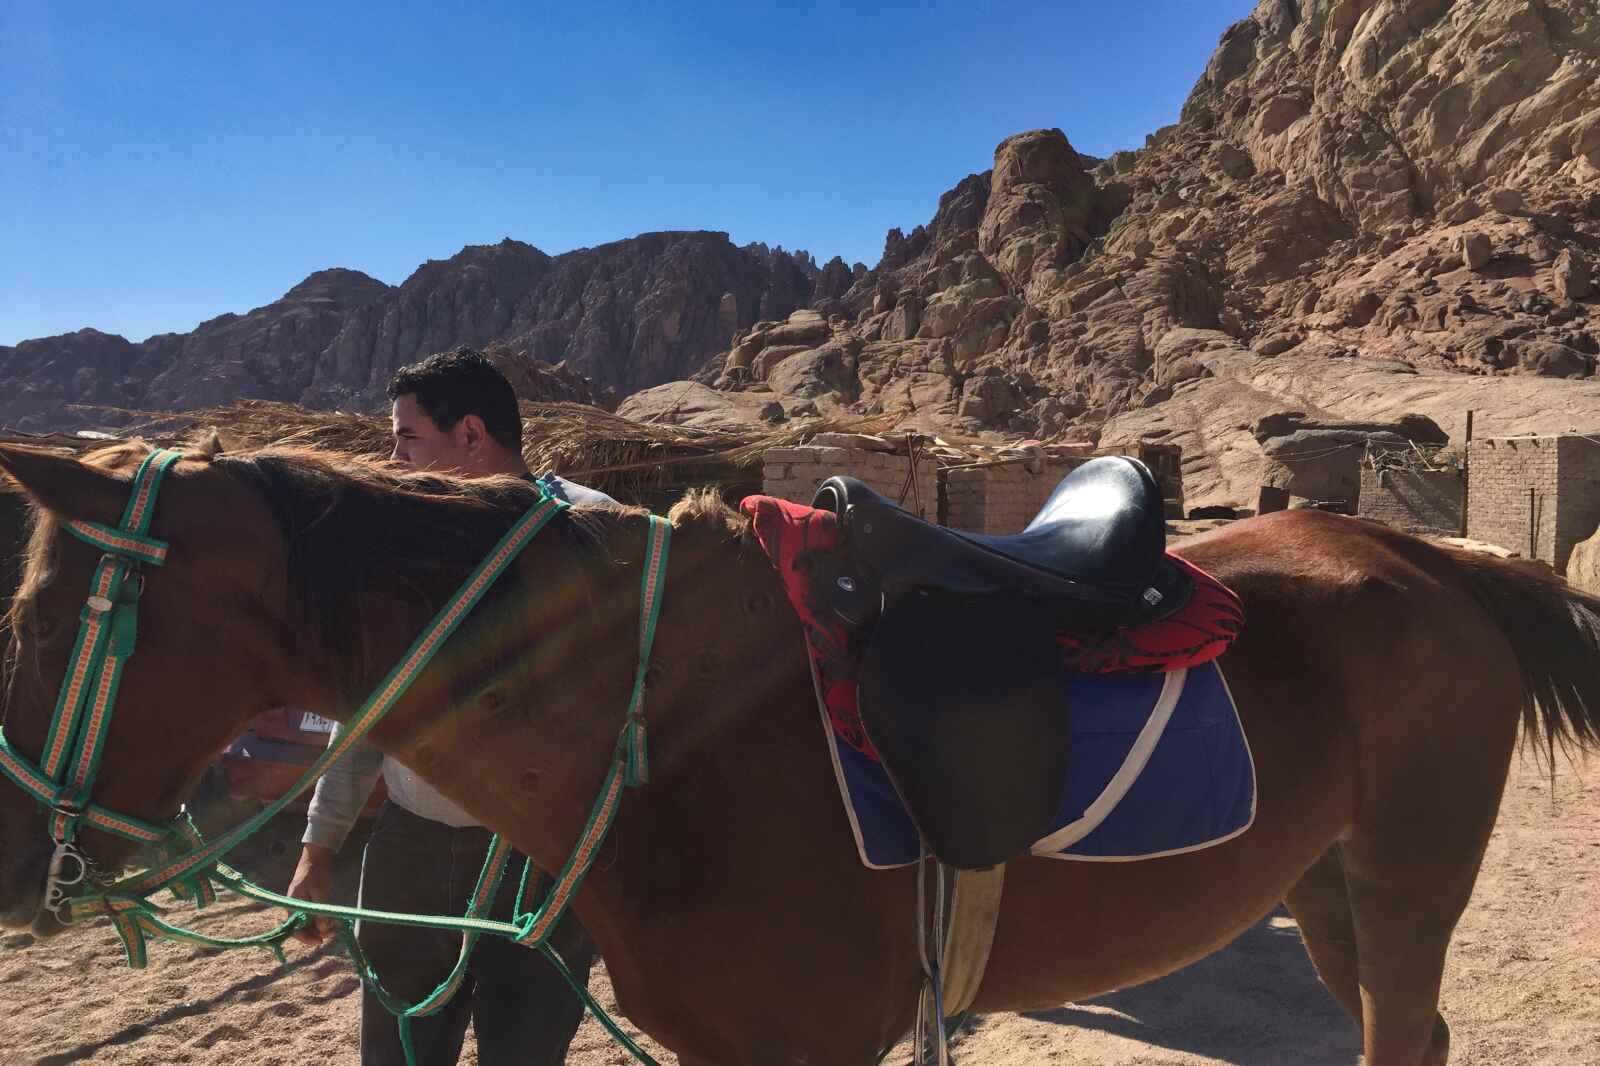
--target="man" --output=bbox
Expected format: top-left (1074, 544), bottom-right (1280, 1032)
top-left (287, 346), bottom-right (606, 1066)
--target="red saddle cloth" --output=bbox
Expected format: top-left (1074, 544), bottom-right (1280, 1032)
top-left (739, 494), bottom-right (1246, 762)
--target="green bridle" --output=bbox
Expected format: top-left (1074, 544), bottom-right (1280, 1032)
top-left (0, 447), bottom-right (671, 1066)
top-left (0, 449), bottom-right (184, 912)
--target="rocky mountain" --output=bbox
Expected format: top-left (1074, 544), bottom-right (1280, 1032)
top-left (12, 0), bottom-right (1598, 513)
top-left (0, 234), bottom-right (860, 431)
top-left (684, 0), bottom-right (1599, 506)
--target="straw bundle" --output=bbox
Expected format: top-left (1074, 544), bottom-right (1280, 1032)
top-left (29, 400), bottom-right (911, 502)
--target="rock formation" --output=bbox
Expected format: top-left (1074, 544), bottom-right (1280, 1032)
top-left (0, 235), bottom-right (854, 431)
top-left (8, 0), bottom-right (1600, 515)
top-left (688, 0), bottom-right (1600, 505)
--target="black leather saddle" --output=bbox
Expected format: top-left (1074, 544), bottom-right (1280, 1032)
top-left (811, 457), bottom-right (1194, 869)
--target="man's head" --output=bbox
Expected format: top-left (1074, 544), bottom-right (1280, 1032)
top-left (386, 347), bottom-right (526, 476)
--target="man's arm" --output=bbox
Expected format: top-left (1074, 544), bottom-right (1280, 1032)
top-left (303, 726), bottom-right (384, 851)
top-left (287, 725), bottom-right (383, 944)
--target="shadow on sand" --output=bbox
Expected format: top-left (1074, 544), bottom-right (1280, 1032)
top-left (1013, 906), bottom-right (1361, 1066)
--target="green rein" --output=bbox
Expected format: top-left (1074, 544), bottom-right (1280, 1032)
top-left (0, 449), bottom-right (670, 1066)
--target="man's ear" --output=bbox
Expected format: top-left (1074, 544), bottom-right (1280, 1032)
top-left (0, 446), bottom-right (130, 525)
top-left (457, 414), bottom-right (488, 453)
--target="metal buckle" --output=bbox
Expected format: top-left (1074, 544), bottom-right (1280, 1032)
top-left (44, 841), bottom-right (88, 919)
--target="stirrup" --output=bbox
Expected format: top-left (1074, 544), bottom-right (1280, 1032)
top-left (913, 854), bottom-right (952, 1066)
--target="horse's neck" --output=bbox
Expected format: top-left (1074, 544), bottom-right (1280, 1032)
top-left (569, 514), bottom-right (829, 960)
top-left (347, 511), bottom-right (816, 905)
top-left (636, 519), bottom-right (812, 779)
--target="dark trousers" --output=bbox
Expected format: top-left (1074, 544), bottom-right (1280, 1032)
top-left (355, 802), bottom-right (597, 1066)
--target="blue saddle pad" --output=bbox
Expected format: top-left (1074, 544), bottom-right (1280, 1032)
top-left (821, 660), bottom-right (1255, 869)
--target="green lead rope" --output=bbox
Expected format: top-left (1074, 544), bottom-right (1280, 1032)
top-left (60, 508), bottom-right (671, 1066)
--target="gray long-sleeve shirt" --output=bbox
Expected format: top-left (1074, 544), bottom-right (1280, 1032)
top-left (302, 473), bottom-right (618, 851)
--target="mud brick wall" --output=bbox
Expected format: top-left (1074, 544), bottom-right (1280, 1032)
top-left (1467, 434), bottom-right (1600, 572)
top-left (762, 447), bottom-right (939, 520)
top-left (942, 458), bottom-right (1091, 534)
top-left (1468, 437), bottom-right (1560, 566)
top-left (1357, 468), bottom-right (1464, 536)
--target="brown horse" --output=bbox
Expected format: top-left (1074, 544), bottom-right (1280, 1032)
top-left (1, 441), bottom-right (1598, 1066)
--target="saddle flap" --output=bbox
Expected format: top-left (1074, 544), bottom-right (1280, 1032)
top-left (858, 591), bottom-right (1069, 870)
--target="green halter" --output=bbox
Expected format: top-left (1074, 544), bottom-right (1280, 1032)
top-left (0, 449), bottom-right (186, 917)
top-left (0, 447), bottom-right (670, 1066)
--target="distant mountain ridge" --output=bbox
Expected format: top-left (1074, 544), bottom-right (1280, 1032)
top-left (0, 232), bottom-right (862, 431)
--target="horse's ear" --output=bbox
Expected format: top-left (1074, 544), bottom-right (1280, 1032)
top-left (0, 446), bottom-right (129, 525)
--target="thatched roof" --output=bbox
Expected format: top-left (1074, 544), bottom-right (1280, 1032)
top-left (2, 398), bottom-right (1117, 504)
top-left (0, 400), bottom-right (902, 502)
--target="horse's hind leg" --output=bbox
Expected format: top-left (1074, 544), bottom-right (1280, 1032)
top-left (1285, 844), bottom-right (1452, 1065)
top-left (1333, 719), bottom-right (1515, 1065)
top-left (1283, 845), bottom-right (1364, 1027)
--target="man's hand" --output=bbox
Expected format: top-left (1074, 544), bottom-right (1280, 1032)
top-left (286, 843), bottom-right (339, 945)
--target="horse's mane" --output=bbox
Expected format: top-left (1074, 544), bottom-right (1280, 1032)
top-left (665, 486), bottom-right (757, 544)
top-left (3, 440), bottom-right (758, 703)
top-left (212, 447), bottom-right (630, 699)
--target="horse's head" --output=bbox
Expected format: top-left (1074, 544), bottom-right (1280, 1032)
top-left (0, 441), bottom-right (655, 935)
top-left (0, 443), bottom-right (300, 932)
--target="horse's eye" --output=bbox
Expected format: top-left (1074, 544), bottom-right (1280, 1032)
top-left (13, 608), bottom-right (57, 646)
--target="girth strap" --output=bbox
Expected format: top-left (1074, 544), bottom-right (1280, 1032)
top-left (941, 865), bottom-right (1004, 1016)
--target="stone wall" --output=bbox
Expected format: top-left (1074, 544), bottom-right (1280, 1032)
top-left (760, 447), bottom-right (1154, 536)
top-left (1357, 468), bottom-right (1463, 536)
top-left (1468, 436), bottom-right (1560, 566)
top-left (762, 446), bottom-right (939, 520)
top-left (1466, 434), bottom-right (1600, 572)
top-left (943, 458), bottom-right (1093, 534)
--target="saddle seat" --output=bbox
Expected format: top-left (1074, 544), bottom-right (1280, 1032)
top-left (805, 456), bottom-right (1198, 871)
top-left (812, 456), bottom-right (1192, 629)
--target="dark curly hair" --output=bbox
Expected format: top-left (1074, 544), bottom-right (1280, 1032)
top-left (386, 347), bottom-right (522, 452)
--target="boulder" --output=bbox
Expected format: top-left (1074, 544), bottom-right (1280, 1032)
top-left (1488, 188), bottom-right (1525, 214)
top-left (751, 345), bottom-right (814, 379)
top-left (762, 312), bottom-right (832, 349)
top-left (958, 368), bottom-right (1027, 424)
top-left (1252, 411), bottom-right (1448, 505)
top-left (617, 382), bottom-right (745, 431)
top-left (1253, 411), bottom-right (1448, 446)
top-left (1565, 527), bottom-right (1600, 595)
top-left (1215, 143), bottom-right (1255, 180)
top-left (1252, 331), bottom-right (1304, 356)
top-left (767, 345), bottom-right (856, 400)
top-left (1554, 249), bottom-right (1593, 302)
top-left (1459, 232), bottom-right (1493, 271)
top-left (1511, 340), bottom-right (1592, 379)
top-left (977, 128), bottom-right (1099, 284)
top-left (885, 291), bottom-right (924, 341)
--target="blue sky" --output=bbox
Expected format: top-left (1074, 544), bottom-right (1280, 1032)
top-left (1, 1), bottom-right (1246, 346)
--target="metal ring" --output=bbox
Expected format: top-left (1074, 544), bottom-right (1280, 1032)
top-left (47, 845), bottom-right (87, 888)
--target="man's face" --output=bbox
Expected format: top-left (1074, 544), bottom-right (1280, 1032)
top-left (390, 394), bottom-right (471, 473)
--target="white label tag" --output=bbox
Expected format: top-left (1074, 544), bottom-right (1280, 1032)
top-left (299, 712), bottom-right (337, 734)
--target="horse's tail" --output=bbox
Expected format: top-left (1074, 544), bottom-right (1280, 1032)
top-left (1444, 547), bottom-right (1600, 766)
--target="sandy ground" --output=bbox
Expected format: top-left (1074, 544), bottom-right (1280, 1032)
top-left (2, 754), bottom-right (1597, 1066)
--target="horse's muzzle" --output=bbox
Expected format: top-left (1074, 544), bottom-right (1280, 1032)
top-left (0, 810), bottom-right (53, 932)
